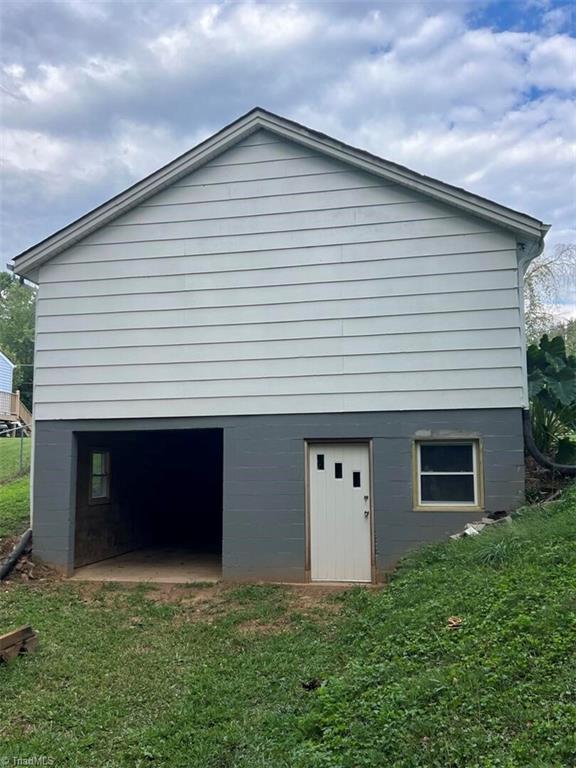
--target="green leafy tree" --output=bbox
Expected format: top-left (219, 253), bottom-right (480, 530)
top-left (527, 334), bottom-right (576, 463)
top-left (0, 271), bottom-right (36, 409)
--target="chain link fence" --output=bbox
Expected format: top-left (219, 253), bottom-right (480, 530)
top-left (0, 426), bottom-right (31, 484)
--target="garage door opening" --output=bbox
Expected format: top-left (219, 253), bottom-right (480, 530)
top-left (72, 429), bottom-right (223, 583)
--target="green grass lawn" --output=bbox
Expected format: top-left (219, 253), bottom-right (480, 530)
top-left (0, 475), bottom-right (30, 538)
top-left (0, 437), bottom-right (31, 483)
top-left (1, 486), bottom-right (575, 767)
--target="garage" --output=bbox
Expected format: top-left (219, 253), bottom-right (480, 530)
top-left (73, 429), bottom-right (223, 582)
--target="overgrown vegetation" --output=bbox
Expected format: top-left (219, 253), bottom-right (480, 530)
top-left (1, 485), bottom-right (575, 767)
top-left (294, 487), bottom-right (576, 768)
top-left (0, 272), bottom-right (36, 409)
top-left (528, 334), bottom-right (576, 462)
top-left (0, 476), bottom-right (30, 538)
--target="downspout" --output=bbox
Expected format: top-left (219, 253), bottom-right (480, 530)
top-left (520, 235), bottom-right (576, 476)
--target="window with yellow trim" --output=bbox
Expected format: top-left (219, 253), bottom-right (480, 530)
top-left (415, 441), bottom-right (480, 508)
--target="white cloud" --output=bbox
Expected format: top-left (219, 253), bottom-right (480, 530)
top-left (61, 0), bottom-right (110, 21)
top-left (0, 0), bottom-right (574, 280)
top-left (292, 16), bottom-right (576, 259)
top-left (528, 35), bottom-right (576, 91)
top-left (3, 63), bottom-right (25, 79)
top-left (542, 5), bottom-right (573, 35)
top-left (147, 2), bottom-right (320, 71)
top-left (3, 121), bottom-right (205, 188)
top-left (19, 64), bottom-right (72, 104)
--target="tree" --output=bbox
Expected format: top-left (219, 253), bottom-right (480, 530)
top-left (527, 334), bottom-right (576, 463)
top-left (524, 243), bottom-right (576, 344)
top-left (548, 317), bottom-right (576, 357)
top-left (0, 271), bottom-right (37, 409)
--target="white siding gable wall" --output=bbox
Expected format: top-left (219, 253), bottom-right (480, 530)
top-left (34, 129), bottom-right (524, 421)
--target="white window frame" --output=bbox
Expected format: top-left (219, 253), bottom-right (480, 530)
top-left (414, 440), bottom-right (483, 511)
top-left (89, 449), bottom-right (111, 504)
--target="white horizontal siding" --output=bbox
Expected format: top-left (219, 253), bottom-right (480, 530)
top-left (35, 388), bottom-right (524, 421)
top-left (124, 185), bottom-right (418, 225)
top-left (35, 309), bottom-right (521, 351)
top-left (39, 253), bottom-right (517, 298)
top-left (34, 130), bottom-right (524, 420)
top-left (35, 327), bottom-right (520, 365)
top-left (37, 272), bottom-right (518, 317)
top-left (35, 368), bottom-right (522, 403)
top-left (40, 233), bottom-right (514, 281)
top-left (129, 169), bottom-right (386, 207)
top-left (35, 348), bottom-right (522, 385)
top-left (236, 129), bottom-right (278, 146)
top-left (73, 217), bottom-right (487, 256)
top-left (82, 202), bottom-right (457, 247)
top-left (36, 289), bottom-right (519, 333)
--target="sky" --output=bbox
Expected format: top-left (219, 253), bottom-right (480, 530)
top-left (1, 0), bottom-right (574, 314)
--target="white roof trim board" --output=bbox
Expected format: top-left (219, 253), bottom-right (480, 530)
top-left (13, 107), bottom-right (549, 277)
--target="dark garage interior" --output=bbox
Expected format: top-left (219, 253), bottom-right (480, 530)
top-left (73, 429), bottom-right (223, 581)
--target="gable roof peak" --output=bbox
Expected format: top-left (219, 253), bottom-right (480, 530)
top-left (13, 107), bottom-right (549, 277)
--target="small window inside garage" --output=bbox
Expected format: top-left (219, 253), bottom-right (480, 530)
top-left (89, 450), bottom-right (110, 502)
top-left (74, 429), bottom-right (223, 576)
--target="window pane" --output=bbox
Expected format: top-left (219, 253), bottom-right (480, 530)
top-left (91, 476), bottom-right (105, 499)
top-left (421, 475), bottom-right (475, 503)
top-left (420, 444), bottom-right (473, 473)
top-left (335, 462), bottom-right (343, 479)
top-left (353, 471), bottom-right (361, 488)
top-left (91, 452), bottom-right (103, 474)
top-left (317, 454), bottom-right (325, 470)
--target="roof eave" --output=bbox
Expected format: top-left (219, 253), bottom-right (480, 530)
top-left (14, 109), bottom-right (266, 277)
top-left (253, 111), bottom-right (549, 242)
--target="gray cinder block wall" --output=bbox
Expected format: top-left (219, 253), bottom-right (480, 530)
top-left (32, 409), bottom-right (524, 580)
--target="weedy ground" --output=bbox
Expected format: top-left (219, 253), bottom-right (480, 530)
top-left (1, 482), bottom-right (575, 768)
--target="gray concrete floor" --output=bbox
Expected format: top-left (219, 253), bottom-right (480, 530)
top-left (70, 547), bottom-right (221, 584)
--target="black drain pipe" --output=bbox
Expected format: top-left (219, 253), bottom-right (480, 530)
top-left (0, 528), bottom-right (32, 580)
top-left (523, 409), bottom-right (576, 476)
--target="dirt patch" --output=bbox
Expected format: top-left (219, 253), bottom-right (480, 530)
top-left (0, 535), bottom-right (17, 561)
top-left (143, 582), bottom-right (360, 629)
top-left (237, 618), bottom-right (290, 635)
top-left (144, 582), bottom-right (222, 606)
top-left (74, 581), bottom-right (112, 603)
top-left (0, 535), bottom-right (60, 584)
top-left (525, 456), bottom-right (573, 503)
top-left (142, 583), bottom-right (229, 625)
top-left (5, 715), bottom-right (35, 737)
top-left (285, 585), bottom-right (350, 612)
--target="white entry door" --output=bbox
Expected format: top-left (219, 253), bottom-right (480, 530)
top-left (308, 443), bottom-right (372, 582)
